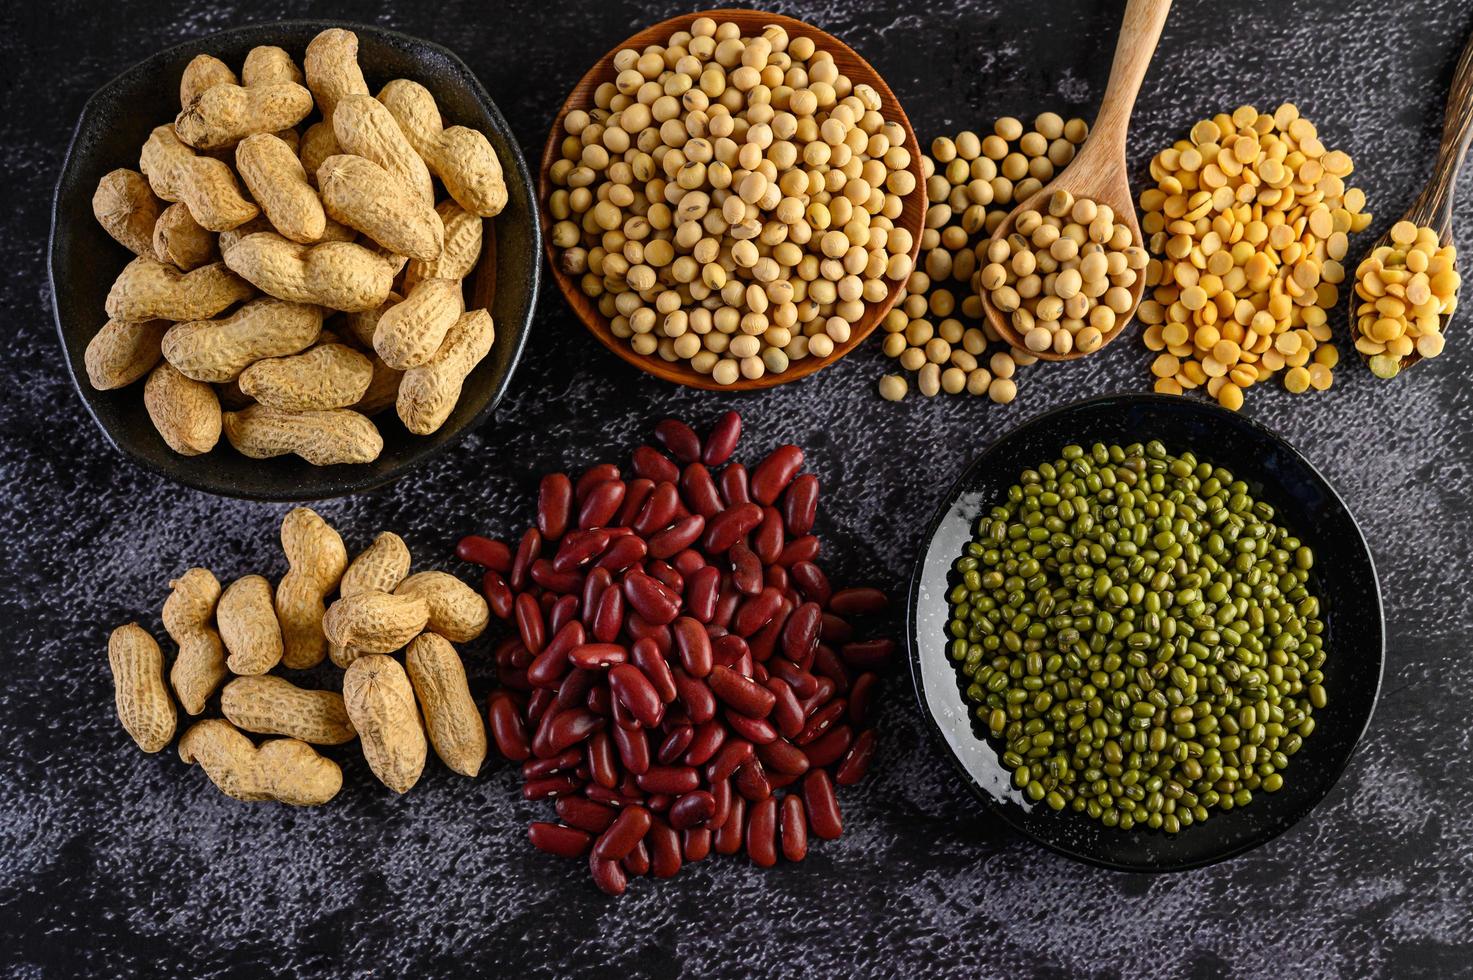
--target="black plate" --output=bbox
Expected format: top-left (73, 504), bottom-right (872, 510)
top-left (906, 394), bottom-right (1384, 872)
top-left (49, 20), bottom-right (540, 501)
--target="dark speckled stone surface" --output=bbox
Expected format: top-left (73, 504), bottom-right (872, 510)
top-left (3, 0), bottom-right (1472, 976)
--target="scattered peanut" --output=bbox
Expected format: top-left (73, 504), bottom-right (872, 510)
top-left (275, 507), bottom-right (347, 670)
top-left (235, 133), bottom-right (327, 243)
top-left (318, 153), bottom-right (444, 260)
top-left (139, 124), bottom-right (258, 231)
top-left (174, 73), bottom-right (313, 150)
top-left (223, 404), bottom-right (385, 465)
top-left (92, 168), bottom-right (162, 257)
top-left (180, 54), bottom-right (238, 107)
top-left (151, 202), bottom-right (217, 270)
top-left (1138, 103), bottom-right (1370, 408)
top-left (378, 78), bottom-right (506, 217)
top-left (303, 28), bottom-right (369, 127)
top-left (332, 93), bottom-right (435, 206)
top-left (331, 531), bottom-right (412, 667)
top-left (163, 567), bottom-right (227, 716)
top-left (85, 318), bottom-right (167, 390)
top-left (323, 589), bottom-right (430, 655)
top-left (217, 574), bottom-right (283, 675)
top-left (405, 633), bottom-right (486, 777)
top-left (404, 201), bottom-right (483, 290)
top-left (396, 309), bottom-right (495, 435)
top-left (178, 718), bottom-right (342, 805)
top-left (162, 297), bottom-right (323, 383)
top-left (372, 276), bottom-right (465, 370)
top-left (221, 675), bottom-right (356, 745)
top-left (222, 232), bottom-right (396, 312)
top-left (343, 654), bottom-right (427, 794)
top-left (106, 257), bottom-right (253, 323)
top-left (143, 361), bottom-right (221, 455)
top-left (1354, 223), bottom-right (1458, 378)
top-left (239, 343), bottom-right (374, 411)
top-left (108, 623), bottom-right (177, 753)
top-left (395, 571), bottom-right (489, 643)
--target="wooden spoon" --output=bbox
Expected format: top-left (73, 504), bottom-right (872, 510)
top-left (1350, 26), bottom-right (1473, 377)
top-left (980, 0), bottom-right (1171, 361)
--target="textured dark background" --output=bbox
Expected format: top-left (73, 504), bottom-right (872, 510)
top-left (3, 0), bottom-right (1472, 977)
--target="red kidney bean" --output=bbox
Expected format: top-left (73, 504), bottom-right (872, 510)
top-left (575, 463), bottom-right (620, 503)
top-left (637, 765), bottom-right (700, 795)
top-left (510, 527), bottom-right (541, 590)
top-left (782, 474), bottom-right (820, 536)
top-left (592, 533), bottom-right (645, 574)
top-left (672, 548), bottom-right (706, 577)
top-left (718, 462), bottom-right (750, 506)
top-left (613, 477), bottom-right (652, 527)
top-left (842, 638), bottom-right (896, 670)
top-left (848, 672), bottom-right (879, 726)
top-left (780, 601), bottom-right (822, 665)
top-left (528, 621), bottom-right (584, 688)
top-left (765, 564), bottom-right (790, 593)
top-left (590, 855), bottom-right (627, 896)
top-left (524, 774), bottom-right (582, 800)
top-left (527, 687), bottom-right (554, 724)
top-left (767, 657), bottom-right (818, 699)
top-left (764, 678), bottom-right (806, 739)
top-left (626, 637), bottom-right (676, 704)
top-left (708, 664), bottom-right (777, 718)
top-left (586, 785), bottom-right (639, 808)
top-left (632, 444), bottom-right (681, 484)
top-left (647, 819), bottom-right (682, 878)
top-left (514, 592), bottom-right (546, 655)
top-left (612, 722), bottom-right (649, 775)
top-left (581, 566), bottom-right (611, 615)
top-left (800, 677), bottom-right (837, 720)
top-left (757, 737), bottom-right (811, 776)
top-left (488, 692), bottom-right (530, 761)
top-left (557, 796), bottom-right (616, 834)
top-left (610, 694), bottom-right (639, 732)
top-left (751, 445), bottom-right (804, 504)
top-left (587, 731), bottom-right (619, 789)
top-left (668, 616), bottom-right (713, 678)
top-left (534, 473), bottom-right (572, 540)
top-left (549, 594), bottom-right (580, 636)
top-left (609, 664), bottom-right (663, 728)
top-left (735, 758), bottom-right (772, 801)
top-left (482, 570), bottom-right (515, 619)
top-left (753, 507), bottom-right (785, 565)
top-left (747, 597), bottom-right (790, 662)
top-left (746, 796), bottom-right (778, 868)
top-left (683, 719), bottom-right (726, 766)
top-left (548, 709), bottom-right (603, 754)
top-left (820, 615), bottom-right (854, 648)
top-left (797, 699), bottom-right (847, 746)
top-left (728, 542), bottom-right (763, 595)
top-left (829, 587), bottom-right (889, 617)
top-left (776, 535), bottom-right (819, 566)
top-left (593, 805), bottom-right (651, 862)
top-left (667, 790), bottom-right (716, 831)
top-left (702, 502), bottom-right (763, 553)
top-left (633, 482), bottom-right (679, 536)
top-left (812, 646), bottom-right (850, 693)
top-left (713, 795), bottom-right (746, 855)
top-left (701, 411), bottom-right (741, 466)
top-left (586, 685), bottom-right (611, 717)
top-left (522, 748), bottom-right (583, 780)
top-left (622, 571), bottom-right (680, 625)
top-left (802, 770), bottom-right (842, 840)
top-left (649, 514), bottom-right (705, 559)
top-left (578, 480), bottom-right (626, 530)
top-left (780, 794), bottom-right (808, 862)
top-left (529, 559), bottom-right (583, 595)
top-left (551, 528), bottom-right (611, 572)
top-left (707, 776), bottom-right (733, 831)
top-left (705, 739), bottom-right (754, 784)
top-left (654, 418), bottom-right (703, 463)
top-left (621, 615), bottom-right (670, 656)
top-left (803, 723), bottom-right (853, 769)
top-left (567, 642), bottom-right (626, 670)
top-left (657, 725), bottom-right (694, 765)
top-left (579, 585), bottom-right (618, 643)
top-left (710, 633), bottom-right (749, 671)
top-left (790, 561), bottom-right (832, 607)
top-left (675, 565), bottom-right (717, 624)
top-left (456, 535), bottom-right (512, 571)
top-left (683, 828), bottom-right (712, 861)
top-left (680, 464), bottom-right (723, 518)
top-left (528, 822), bottom-right (592, 858)
top-left (732, 586), bottom-right (783, 638)
top-left (554, 667), bottom-right (596, 714)
top-left (500, 667), bottom-right (531, 692)
top-left (725, 711), bottom-right (777, 745)
top-left (671, 668), bottom-right (716, 724)
top-left (835, 729), bottom-right (876, 786)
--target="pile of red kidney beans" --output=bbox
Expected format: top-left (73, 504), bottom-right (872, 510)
top-left (456, 412), bottom-right (893, 895)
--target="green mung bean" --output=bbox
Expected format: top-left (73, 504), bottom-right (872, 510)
top-left (946, 442), bottom-right (1327, 832)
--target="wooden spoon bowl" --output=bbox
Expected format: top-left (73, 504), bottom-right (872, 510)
top-left (1349, 25), bottom-right (1473, 375)
top-left (538, 9), bottom-right (926, 390)
top-left (980, 0), bottom-right (1171, 362)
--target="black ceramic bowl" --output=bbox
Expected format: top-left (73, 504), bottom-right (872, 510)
top-left (907, 394), bottom-right (1383, 872)
top-left (49, 20), bottom-right (540, 501)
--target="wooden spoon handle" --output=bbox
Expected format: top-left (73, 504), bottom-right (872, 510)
top-left (1413, 24), bottom-right (1473, 235)
top-left (1090, 0), bottom-right (1172, 154)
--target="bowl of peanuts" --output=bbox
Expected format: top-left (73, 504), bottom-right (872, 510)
top-left (539, 10), bottom-right (927, 389)
top-left (50, 21), bottom-right (540, 500)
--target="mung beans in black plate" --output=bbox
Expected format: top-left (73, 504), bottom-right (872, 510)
top-left (945, 439), bottom-right (1326, 833)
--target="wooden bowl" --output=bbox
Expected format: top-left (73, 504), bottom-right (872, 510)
top-left (50, 21), bottom-right (541, 501)
top-left (538, 9), bottom-right (926, 390)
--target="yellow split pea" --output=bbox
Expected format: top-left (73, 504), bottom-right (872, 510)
top-left (1136, 103), bottom-right (1371, 409)
top-left (1353, 221), bottom-right (1458, 378)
